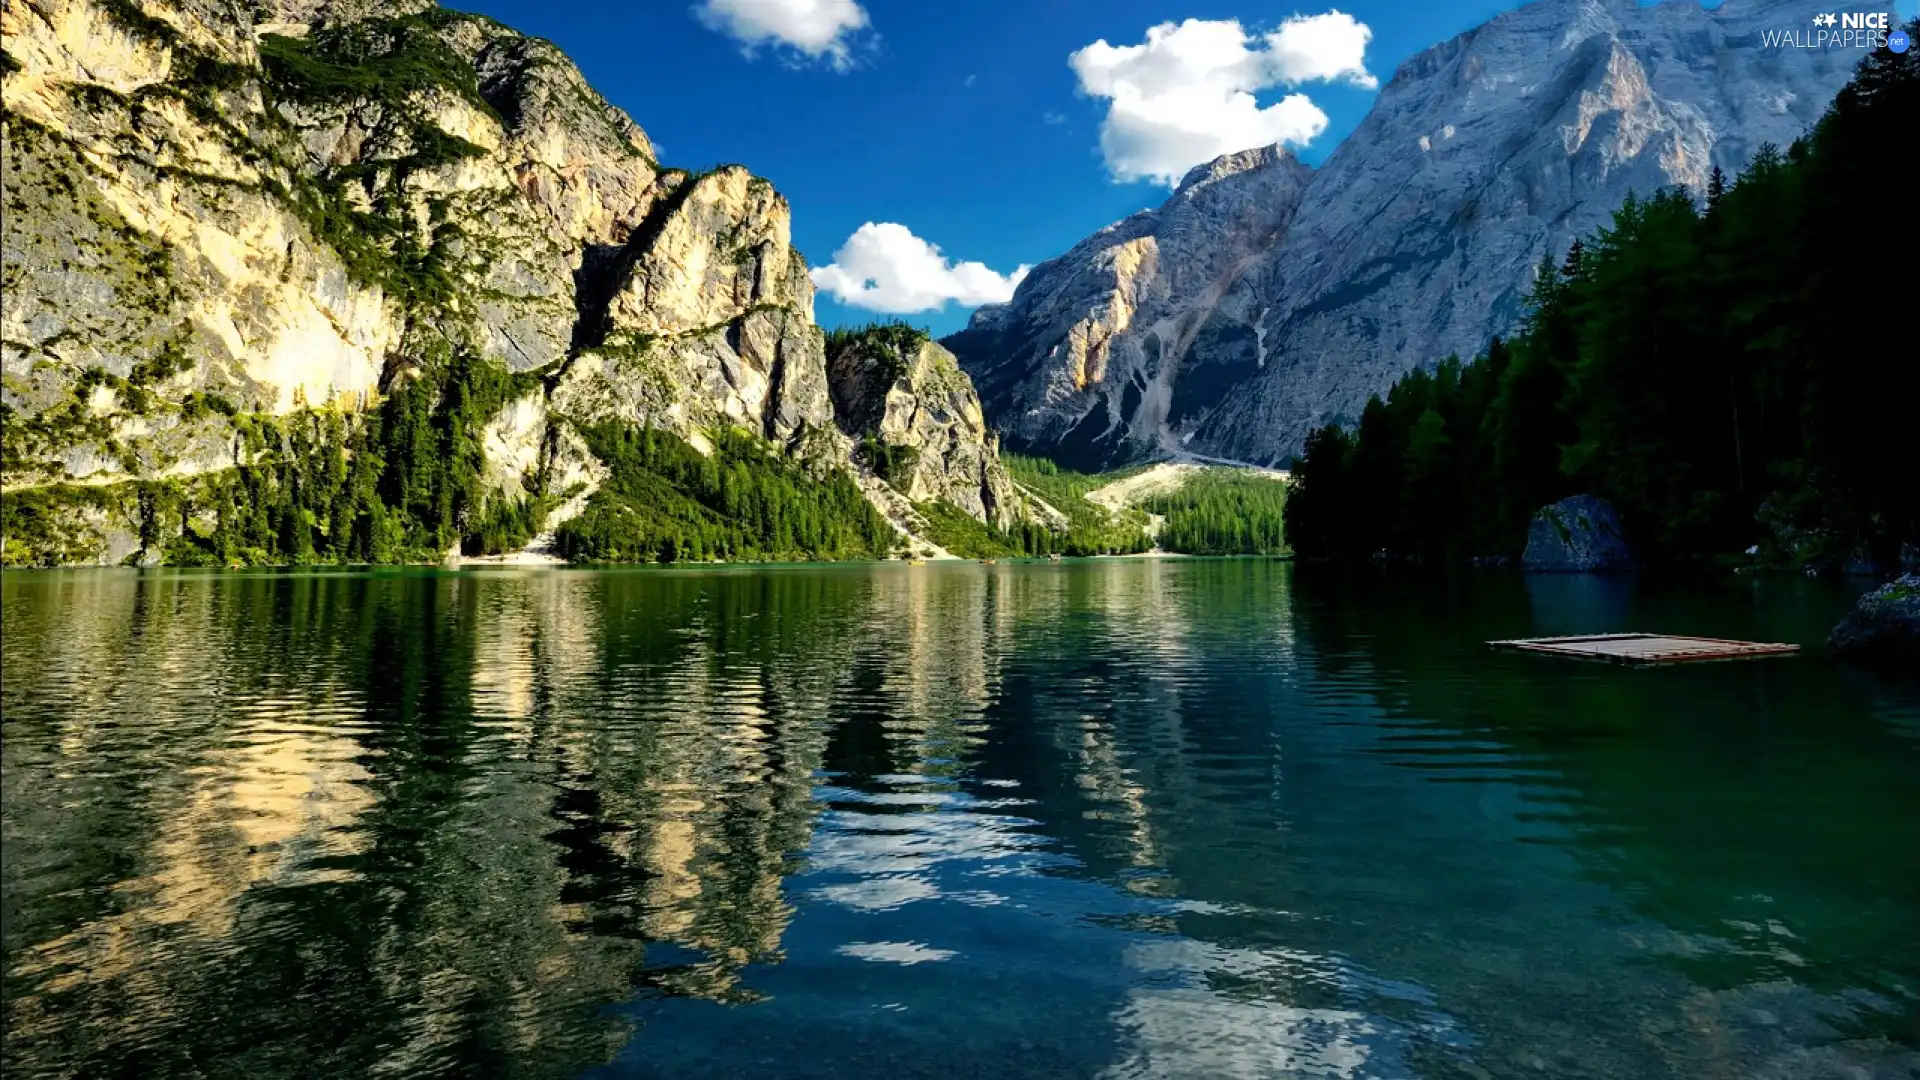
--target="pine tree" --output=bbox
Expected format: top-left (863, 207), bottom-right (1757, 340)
top-left (1280, 37), bottom-right (1917, 566)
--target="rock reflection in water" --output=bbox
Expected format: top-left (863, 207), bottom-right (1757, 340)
top-left (3, 563), bottom-right (1916, 1080)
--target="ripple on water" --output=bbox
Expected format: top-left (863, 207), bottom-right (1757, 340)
top-left (2, 564), bottom-right (1916, 1080)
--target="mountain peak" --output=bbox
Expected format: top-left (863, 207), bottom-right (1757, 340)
top-left (1174, 145), bottom-right (1301, 194)
top-left (946, 0), bottom-right (1873, 468)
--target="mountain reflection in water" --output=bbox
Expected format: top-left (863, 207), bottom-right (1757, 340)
top-left (3, 563), bottom-right (1915, 1079)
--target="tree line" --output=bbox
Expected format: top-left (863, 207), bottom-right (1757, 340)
top-left (1284, 34), bottom-right (1918, 569)
top-left (116, 345), bottom-right (544, 567)
top-left (942, 456), bottom-right (1290, 559)
top-left (554, 421), bottom-right (898, 563)
top-left (1144, 473), bottom-right (1288, 556)
top-left (3, 342), bottom-right (904, 566)
top-left (1000, 455), bottom-right (1153, 556)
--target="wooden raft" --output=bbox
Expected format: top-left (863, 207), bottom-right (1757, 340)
top-left (1487, 633), bottom-right (1800, 665)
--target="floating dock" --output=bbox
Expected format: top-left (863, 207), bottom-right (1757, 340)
top-left (1487, 633), bottom-right (1801, 665)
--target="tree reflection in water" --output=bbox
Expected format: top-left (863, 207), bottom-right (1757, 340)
top-left (3, 564), bottom-right (1915, 1079)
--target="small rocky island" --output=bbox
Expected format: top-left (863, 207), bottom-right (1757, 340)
top-left (1829, 575), bottom-right (1920, 667)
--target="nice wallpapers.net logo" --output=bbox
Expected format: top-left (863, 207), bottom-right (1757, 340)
top-left (1760, 11), bottom-right (1908, 50)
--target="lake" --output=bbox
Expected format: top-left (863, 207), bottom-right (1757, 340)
top-left (2, 561), bottom-right (1916, 1079)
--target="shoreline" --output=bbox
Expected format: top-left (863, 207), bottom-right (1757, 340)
top-left (1, 551), bottom-right (1294, 573)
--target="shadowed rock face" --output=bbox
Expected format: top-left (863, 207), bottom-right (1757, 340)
top-left (2, 0), bottom-right (1016, 555)
top-left (1829, 575), bottom-right (1920, 667)
top-left (947, 0), bottom-right (1877, 467)
top-left (1523, 494), bottom-right (1634, 571)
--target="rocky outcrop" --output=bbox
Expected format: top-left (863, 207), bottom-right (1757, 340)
top-left (944, 145), bottom-right (1311, 467)
top-left (825, 329), bottom-right (1019, 529)
top-left (1828, 575), bottom-right (1920, 667)
top-left (949, 0), bottom-right (1878, 466)
top-left (1, 0), bottom-right (1020, 563)
top-left (1522, 494), bottom-right (1634, 571)
top-left (551, 165), bottom-right (836, 453)
top-left (1, 0), bottom-right (648, 483)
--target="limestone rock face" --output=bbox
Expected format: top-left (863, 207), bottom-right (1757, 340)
top-left (827, 335), bottom-right (1018, 529)
top-left (605, 168), bottom-right (811, 336)
top-left (1828, 575), bottom-right (1920, 667)
top-left (468, 34), bottom-right (659, 247)
top-left (6, 0), bottom-right (381, 484)
top-left (1, 0), bottom-right (617, 484)
top-left (948, 0), bottom-right (1877, 466)
top-left (1522, 494), bottom-right (1634, 571)
top-left (554, 165), bottom-right (834, 453)
top-left (2, 0), bottom-right (1018, 561)
top-left (945, 145), bottom-right (1312, 467)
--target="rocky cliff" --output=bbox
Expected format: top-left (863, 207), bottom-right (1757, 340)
top-left (946, 0), bottom-right (1878, 467)
top-left (825, 327), bottom-right (1020, 532)
top-left (1, 0), bottom-right (1019, 564)
top-left (945, 146), bottom-right (1312, 466)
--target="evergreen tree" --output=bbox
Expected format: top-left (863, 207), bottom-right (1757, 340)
top-left (1282, 32), bottom-right (1918, 567)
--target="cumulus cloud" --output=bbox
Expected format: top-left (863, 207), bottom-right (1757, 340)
top-left (1069, 12), bottom-right (1376, 185)
top-left (1264, 10), bottom-right (1378, 86)
top-left (693, 0), bottom-right (870, 70)
top-left (810, 223), bottom-right (1031, 314)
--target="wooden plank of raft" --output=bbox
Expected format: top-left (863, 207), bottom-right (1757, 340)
top-left (1486, 633), bottom-right (1800, 665)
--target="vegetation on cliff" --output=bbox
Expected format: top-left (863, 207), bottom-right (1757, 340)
top-left (1002, 455), bottom-right (1153, 555)
top-left (553, 422), bottom-right (897, 563)
top-left (256, 14), bottom-right (499, 306)
top-left (1284, 35), bottom-right (1918, 568)
top-left (856, 432), bottom-right (921, 490)
top-left (825, 321), bottom-right (929, 385)
top-left (2, 348), bottom-right (546, 567)
top-left (257, 11), bottom-right (498, 116)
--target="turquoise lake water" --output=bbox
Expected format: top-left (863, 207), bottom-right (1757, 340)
top-left (2, 561), bottom-right (1916, 1079)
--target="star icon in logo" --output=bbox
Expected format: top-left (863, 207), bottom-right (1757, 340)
top-left (1822, 13), bottom-right (1839, 26)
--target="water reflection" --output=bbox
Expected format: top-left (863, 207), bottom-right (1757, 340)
top-left (1287, 570), bottom-right (1920, 1067)
top-left (3, 563), bottom-right (1916, 1079)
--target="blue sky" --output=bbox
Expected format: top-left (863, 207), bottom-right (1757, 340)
top-left (448, 0), bottom-right (1907, 336)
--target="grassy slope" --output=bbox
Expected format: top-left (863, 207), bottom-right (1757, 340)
top-left (1003, 455), bottom-right (1153, 555)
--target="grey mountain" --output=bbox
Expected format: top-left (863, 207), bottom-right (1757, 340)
top-left (945, 0), bottom-right (1877, 467)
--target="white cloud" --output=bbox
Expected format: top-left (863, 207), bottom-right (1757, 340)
top-left (1263, 11), bottom-right (1378, 87)
top-left (1068, 12), bottom-right (1376, 186)
top-left (692, 0), bottom-right (870, 70)
top-left (810, 223), bottom-right (1031, 314)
